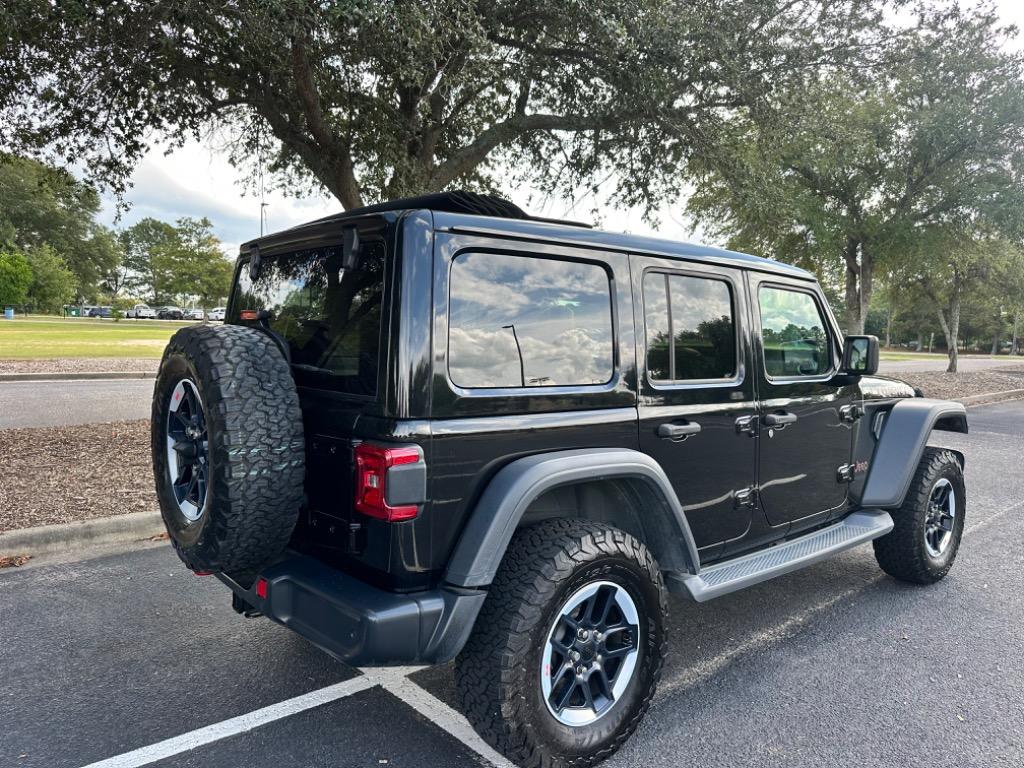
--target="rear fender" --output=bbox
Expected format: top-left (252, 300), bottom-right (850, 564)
top-left (443, 448), bottom-right (701, 588)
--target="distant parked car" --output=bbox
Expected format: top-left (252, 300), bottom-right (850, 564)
top-left (125, 304), bottom-right (157, 319)
top-left (184, 307), bottom-right (205, 321)
top-left (208, 307), bottom-right (226, 321)
top-left (87, 306), bottom-right (112, 318)
top-left (157, 306), bottom-right (184, 320)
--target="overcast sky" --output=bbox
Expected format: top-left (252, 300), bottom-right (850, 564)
top-left (96, 1), bottom-right (1024, 258)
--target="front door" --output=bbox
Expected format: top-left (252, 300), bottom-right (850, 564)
top-left (749, 276), bottom-right (857, 528)
top-left (634, 257), bottom-right (759, 562)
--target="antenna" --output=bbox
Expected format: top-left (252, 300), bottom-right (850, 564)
top-left (257, 123), bottom-right (268, 236)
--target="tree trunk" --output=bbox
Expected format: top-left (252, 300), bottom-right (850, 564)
top-left (842, 238), bottom-right (871, 334)
top-left (1012, 313), bottom-right (1020, 356)
top-left (991, 329), bottom-right (1000, 356)
top-left (885, 304), bottom-right (893, 348)
top-left (936, 277), bottom-right (962, 373)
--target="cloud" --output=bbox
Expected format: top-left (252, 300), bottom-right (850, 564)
top-left (98, 141), bottom-right (339, 256)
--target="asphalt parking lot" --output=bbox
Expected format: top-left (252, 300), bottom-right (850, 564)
top-left (3, 401), bottom-right (1023, 768)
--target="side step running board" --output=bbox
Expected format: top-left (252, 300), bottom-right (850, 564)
top-left (669, 510), bottom-right (894, 602)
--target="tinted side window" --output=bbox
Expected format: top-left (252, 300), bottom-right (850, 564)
top-left (758, 286), bottom-right (830, 378)
top-left (643, 272), bottom-right (737, 382)
top-left (231, 241), bottom-right (385, 395)
top-left (448, 252), bottom-right (613, 388)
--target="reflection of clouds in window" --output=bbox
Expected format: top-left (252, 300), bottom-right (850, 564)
top-left (449, 252), bottom-right (613, 388)
top-left (759, 289), bottom-right (823, 335)
top-left (759, 287), bottom-right (829, 377)
top-left (644, 272), bottom-right (736, 382)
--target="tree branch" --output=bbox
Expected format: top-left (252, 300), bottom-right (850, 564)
top-left (289, 32), bottom-right (363, 209)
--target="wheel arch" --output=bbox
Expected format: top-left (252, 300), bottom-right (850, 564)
top-left (861, 398), bottom-right (968, 509)
top-left (443, 448), bottom-right (701, 588)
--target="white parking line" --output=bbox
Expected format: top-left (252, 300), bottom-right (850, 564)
top-left (78, 499), bottom-right (1020, 768)
top-left (376, 669), bottom-right (517, 768)
top-left (654, 497), bottom-right (1024, 705)
top-left (78, 675), bottom-right (377, 768)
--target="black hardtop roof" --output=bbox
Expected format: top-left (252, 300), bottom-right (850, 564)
top-left (241, 191), bottom-right (813, 281)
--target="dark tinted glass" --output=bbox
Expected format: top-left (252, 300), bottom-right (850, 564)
top-left (758, 286), bottom-right (830, 377)
top-left (231, 241), bottom-right (385, 395)
top-left (643, 272), bottom-right (736, 382)
top-left (448, 252), bottom-right (613, 388)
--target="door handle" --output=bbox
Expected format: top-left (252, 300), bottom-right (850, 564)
top-left (763, 411), bottom-right (798, 427)
top-left (657, 421), bottom-right (702, 441)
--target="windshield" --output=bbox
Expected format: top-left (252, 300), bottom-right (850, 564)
top-left (230, 239), bottom-right (386, 396)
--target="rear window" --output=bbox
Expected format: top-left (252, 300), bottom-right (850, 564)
top-left (231, 241), bottom-right (386, 395)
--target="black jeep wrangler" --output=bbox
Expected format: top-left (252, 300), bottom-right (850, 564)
top-left (152, 192), bottom-right (968, 767)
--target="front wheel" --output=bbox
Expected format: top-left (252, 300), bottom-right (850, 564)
top-left (456, 519), bottom-right (667, 768)
top-left (873, 448), bottom-right (966, 584)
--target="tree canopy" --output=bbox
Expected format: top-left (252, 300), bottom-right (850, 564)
top-left (685, 5), bottom-right (1024, 337)
top-left (1, 0), bottom-right (887, 211)
top-left (120, 217), bottom-right (233, 307)
top-left (0, 154), bottom-right (119, 296)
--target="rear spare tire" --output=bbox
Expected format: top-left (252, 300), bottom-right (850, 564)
top-left (151, 324), bottom-right (305, 583)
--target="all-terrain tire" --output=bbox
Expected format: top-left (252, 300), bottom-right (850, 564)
top-left (151, 324), bottom-right (305, 583)
top-left (456, 519), bottom-right (667, 768)
top-left (873, 447), bottom-right (965, 584)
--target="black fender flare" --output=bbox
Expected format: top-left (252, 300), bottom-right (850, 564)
top-left (861, 398), bottom-right (968, 508)
top-left (443, 448), bottom-right (701, 589)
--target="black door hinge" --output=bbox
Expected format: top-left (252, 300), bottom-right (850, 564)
top-left (836, 463), bottom-right (856, 483)
top-left (840, 404), bottom-right (864, 424)
top-left (734, 486), bottom-right (757, 508)
top-left (734, 415), bottom-right (758, 437)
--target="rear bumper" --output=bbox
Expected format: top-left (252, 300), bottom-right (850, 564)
top-left (216, 553), bottom-right (486, 666)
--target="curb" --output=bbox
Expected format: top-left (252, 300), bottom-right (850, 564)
top-left (958, 388), bottom-right (1024, 406)
top-left (0, 371), bottom-right (156, 382)
top-left (0, 511), bottom-right (165, 557)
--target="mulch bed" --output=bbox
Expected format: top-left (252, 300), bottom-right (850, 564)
top-left (885, 367), bottom-right (1024, 402)
top-left (0, 358), bottom-right (160, 374)
top-left (0, 420), bottom-right (158, 533)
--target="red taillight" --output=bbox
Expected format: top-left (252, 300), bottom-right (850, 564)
top-left (240, 309), bottom-right (259, 321)
top-left (255, 577), bottom-right (268, 599)
top-left (354, 443), bottom-right (421, 522)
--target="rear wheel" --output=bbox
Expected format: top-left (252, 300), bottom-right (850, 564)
top-left (456, 519), bottom-right (666, 768)
top-left (873, 448), bottom-right (965, 584)
top-left (151, 324), bottom-right (305, 584)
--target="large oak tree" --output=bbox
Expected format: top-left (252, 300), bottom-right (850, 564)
top-left (1, 0), bottom-right (884, 210)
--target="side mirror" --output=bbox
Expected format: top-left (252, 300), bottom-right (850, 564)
top-left (841, 335), bottom-right (879, 376)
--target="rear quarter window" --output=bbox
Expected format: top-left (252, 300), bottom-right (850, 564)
top-left (231, 241), bottom-right (386, 395)
top-left (447, 252), bottom-right (614, 388)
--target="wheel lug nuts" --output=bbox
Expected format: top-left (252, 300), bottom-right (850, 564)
top-left (570, 650), bottom-right (580, 661)
top-left (576, 666), bottom-right (584, 675)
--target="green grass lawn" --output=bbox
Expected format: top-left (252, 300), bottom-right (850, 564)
top-left (0, 316), bottom-right (192, 358)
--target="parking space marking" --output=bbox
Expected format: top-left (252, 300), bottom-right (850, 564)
top-left (78, 499), bottom-right (1020, 768)
top-left (375, 669), bottom-right (517, 768)
top-left (654, 497), bottom-right (1024, 705)
top-left (77, 675), bottom-right (377, 768)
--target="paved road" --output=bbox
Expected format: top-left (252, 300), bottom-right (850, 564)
top-left (3, 357), bottom-right (1020, 429)
top-left (0, 379), bottom-right (154, 428)
top-left (2, 401), bottom-right (1023, 768)
top-left (879, 355), bottom-right (1024, 373)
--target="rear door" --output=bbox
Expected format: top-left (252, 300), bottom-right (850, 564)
top-left (749, 275), bottom-right (857, 529)
top-left (634, 256), bottom-right (759, 562)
